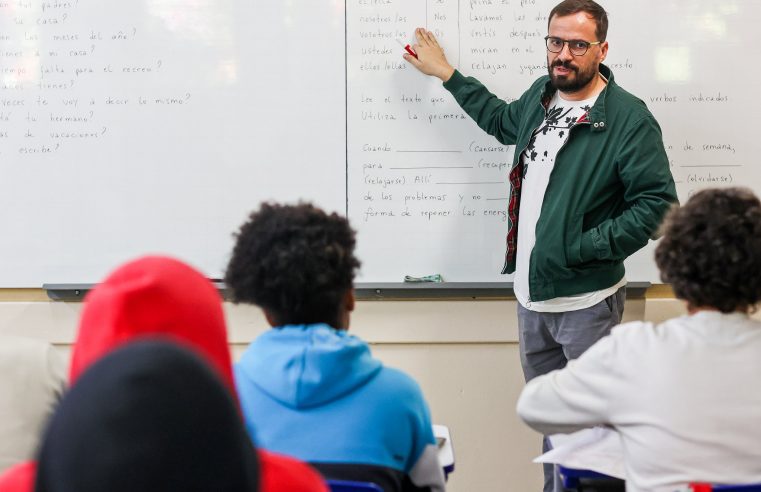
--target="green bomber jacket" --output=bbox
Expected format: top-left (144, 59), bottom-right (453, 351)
top-left (443, 64), bottom-right (678, 301)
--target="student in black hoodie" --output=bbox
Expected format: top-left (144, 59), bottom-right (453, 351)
top-left (35, 341), bottom-right (260, 492)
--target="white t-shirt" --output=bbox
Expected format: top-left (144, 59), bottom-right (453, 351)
top-left (517, 311), bottom-right (761, 492)
top-left (514, 90), bottom-right (624, 312)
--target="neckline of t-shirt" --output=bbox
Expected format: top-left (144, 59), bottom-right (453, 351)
top-left (555, 72), bottom-right (606, 106)
top-left (554, 90), bottom-right (599, 107)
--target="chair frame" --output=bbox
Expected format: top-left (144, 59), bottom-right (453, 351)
top-left (326, 479), bottom-right (384, 492)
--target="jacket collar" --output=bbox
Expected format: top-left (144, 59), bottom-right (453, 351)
top-left (541, 63), bottom-right (613, 132)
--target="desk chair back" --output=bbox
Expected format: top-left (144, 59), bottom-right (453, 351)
top-left (326, 479), bottom-right (384, 492)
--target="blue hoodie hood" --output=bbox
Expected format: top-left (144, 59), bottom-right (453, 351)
top-left (236, 324), bottom-right (383, 409)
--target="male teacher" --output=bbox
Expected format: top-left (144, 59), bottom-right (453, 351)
top-left (404, 0), bottom-right (677, 489)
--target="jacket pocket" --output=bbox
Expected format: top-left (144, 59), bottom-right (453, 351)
top-left (566, 214), bottom-right (604, 267)
top-left (565, 213), bottom-right (584, 266)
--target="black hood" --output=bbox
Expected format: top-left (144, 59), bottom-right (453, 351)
top-left (35, 340), bottom-right (259, 492)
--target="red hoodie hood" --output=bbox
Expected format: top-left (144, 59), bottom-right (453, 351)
top-left (69, 256), bottom-right (234, 393)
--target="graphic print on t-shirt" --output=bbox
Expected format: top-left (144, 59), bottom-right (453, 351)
top-left (513, 91), bottom-right (597, 309)
top-left (521, 102), bottom-right (592, 177)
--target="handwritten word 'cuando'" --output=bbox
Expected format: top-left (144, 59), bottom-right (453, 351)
top-left (362, 142), bottom-right (392, 152)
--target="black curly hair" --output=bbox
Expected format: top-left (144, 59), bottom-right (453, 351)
top-left (225, 203), bottom-right (361, 328)
top-left (655, 187), bottom-right (761, 313)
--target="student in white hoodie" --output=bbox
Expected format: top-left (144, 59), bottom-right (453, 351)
top-left (226, 203), bottom-right (445, 492)
top-left (517, 187), bottom-right (761, 492)
top-left (0, 335), bottom-right (65, 473)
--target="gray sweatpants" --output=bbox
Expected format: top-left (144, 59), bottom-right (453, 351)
top-left (517, 286), bottom-right (626, 492)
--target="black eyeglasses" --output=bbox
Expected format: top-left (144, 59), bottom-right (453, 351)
top-left (544, 36), bottom-right (601, 56)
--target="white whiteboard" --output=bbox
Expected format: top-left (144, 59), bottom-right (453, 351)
top-left (346, 0), bottom-right (760, 282)
top-left (0, 0), bottom-right (758, 286)
top-left (0, 0), bottom-right (345, 286)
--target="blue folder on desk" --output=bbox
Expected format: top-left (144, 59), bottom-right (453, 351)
top-left (558, 466), bottom-right (761, 492)
top-left (557, 465), bottom-right (623, 491)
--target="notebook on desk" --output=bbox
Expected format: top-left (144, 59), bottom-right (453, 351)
top-left (433, 424), bottom-right (455, 478)
top-left (534, 427), bottom-right (626, 480)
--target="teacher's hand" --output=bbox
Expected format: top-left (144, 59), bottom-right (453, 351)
top-left (404, 28), bottom-right (455, 82)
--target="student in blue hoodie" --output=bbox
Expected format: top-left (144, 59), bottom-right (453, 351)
top-left (225, 203), bottom-right (445, 492)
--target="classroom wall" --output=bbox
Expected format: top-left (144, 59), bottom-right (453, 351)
top-left (0, 293), bottom-right (694, 491)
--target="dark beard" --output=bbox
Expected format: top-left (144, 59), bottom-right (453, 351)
top-left (548, 59), bottom-right (598, 93)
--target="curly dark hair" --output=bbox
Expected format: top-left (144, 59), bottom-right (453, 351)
top-left (549, 0), bottom-right (609, 42)
top-left (225, 203), bottom-right (360, 328)
top-left (655, 187), bottom-right (761, 313)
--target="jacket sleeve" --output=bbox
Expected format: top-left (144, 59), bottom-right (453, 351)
top-left (404, 395), bottom-right (446, 492)
top-left (516, 327), bottom-right (628, 435)
top-left (405, 443), bottom-right (446, 492)
top-left (579, 115), bottom-right (678, 263)
top-left (442, 70), bottom-right (527, 146)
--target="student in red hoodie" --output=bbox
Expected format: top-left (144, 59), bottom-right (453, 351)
top-left (0, 256), bottom-right (327, 492)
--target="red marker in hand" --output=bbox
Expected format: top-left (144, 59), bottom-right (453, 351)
top-left (396, 38), bottom-right (418, 59)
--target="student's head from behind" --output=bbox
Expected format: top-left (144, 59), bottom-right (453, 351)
top-left (35, 341), bottom-right (259, 492)
top-left (225, 203), bottom-right (361, 330)
top-left (70, 255), bottom-right (235, 393)
top-left (655, 187), bottom-right (761, 313)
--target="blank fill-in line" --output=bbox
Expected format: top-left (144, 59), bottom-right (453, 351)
top-left (486, 197), bottom-right (508, 201)
top-left (436, 181), bottom-right (503, 185)
top-left (679, 164), bottom-right (741, 168)
top-left (389, 166), bottom-right (474, 169)
top-left (396, 150), bottom-right (463, 153)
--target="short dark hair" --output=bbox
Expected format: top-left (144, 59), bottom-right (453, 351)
top-left (225, 202), bottom-right (361, 328)
top-left (655, 188), bottom-right (761, 313)
top-left (548, 0), bottom-right (609, 42)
